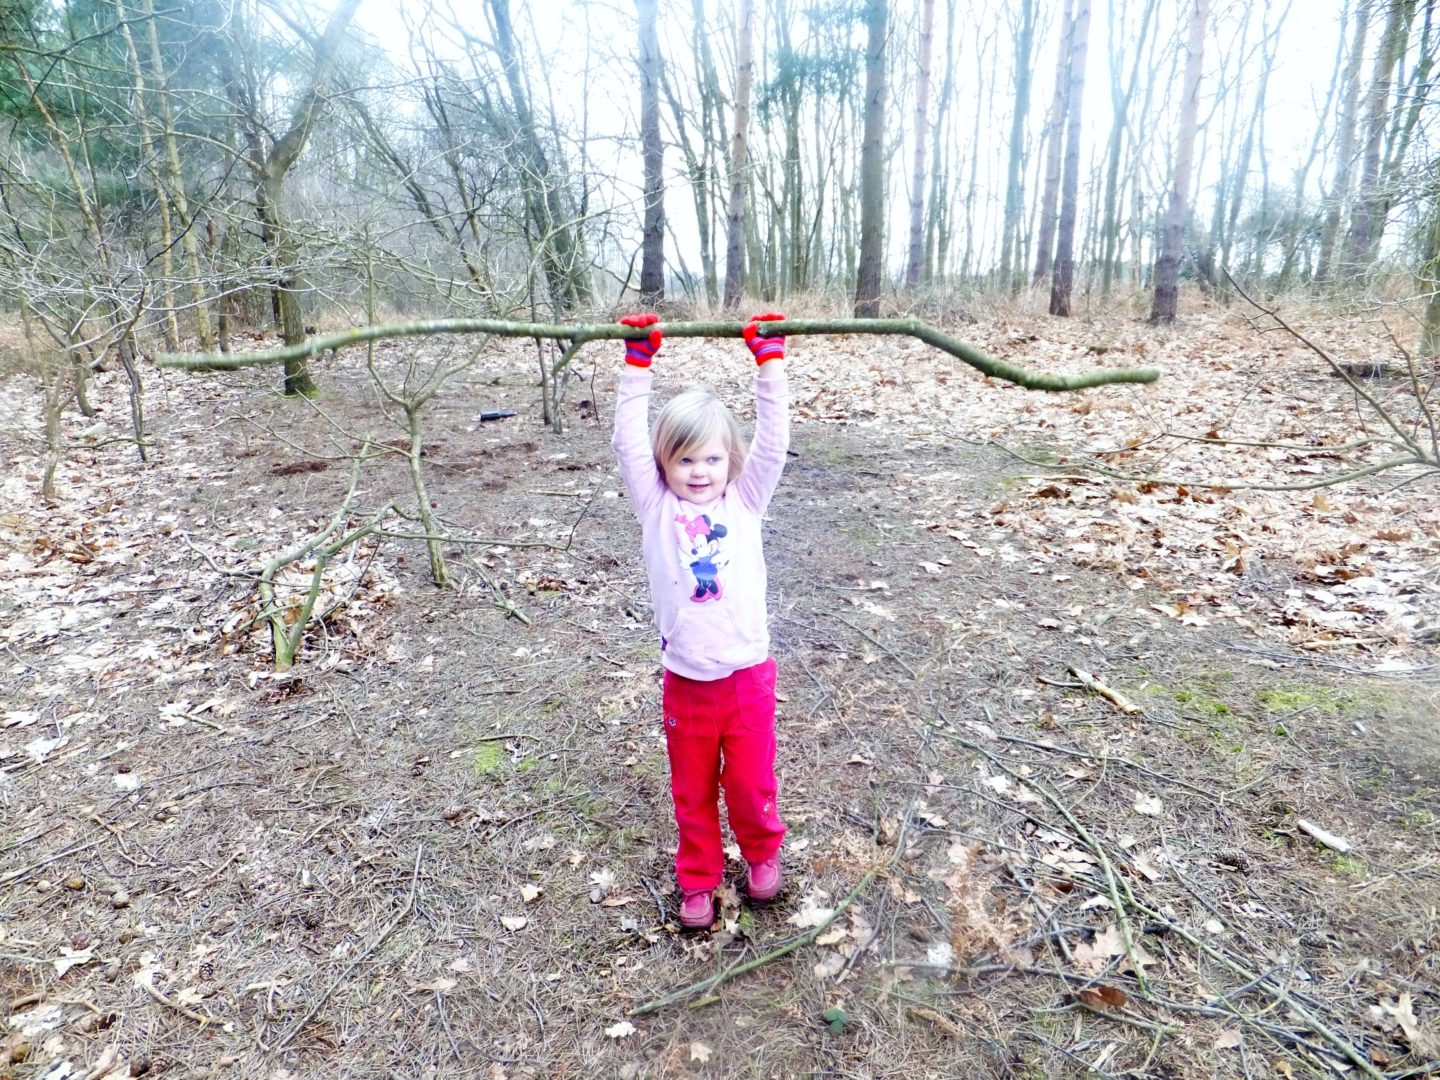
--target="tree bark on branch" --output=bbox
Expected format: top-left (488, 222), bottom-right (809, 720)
top-left (157, 318), bottom-right (1161, 392)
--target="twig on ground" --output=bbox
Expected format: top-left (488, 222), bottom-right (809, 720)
top-left (994, 732), bottom-right (1214, 799)
top-left (266, 846), bottom-right (422, 1052)
top-left (932, 715), bottom-right (1151, 996)
top-left (825, 613), bottom-right (917, 678)
top-left (1295, 819), bottom-right (1353, 854)
top-left (1067, 666), bottom-right (1142, 714)
top-left (0, 836), bottom-right (107, 886)
top-left (1124, 895), bottom-right (1386, 1078)
top-left (140, 979), bottom-right (219, 1027)
top-left (79, 1046), bottom-right (121, 1080)
top-left (630, 810), bottom-right (912, 1015)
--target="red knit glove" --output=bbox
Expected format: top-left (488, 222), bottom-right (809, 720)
top-left (619, 312), bottom-right (662, 367)
top-left (741, 312), bottom-right (786, 365)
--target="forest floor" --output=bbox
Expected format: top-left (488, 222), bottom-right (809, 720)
top-left (1, 296), bottom-right (1438, 1080)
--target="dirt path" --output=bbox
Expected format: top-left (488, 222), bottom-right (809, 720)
top-left (2, 329), bottom-right (1437, 1078)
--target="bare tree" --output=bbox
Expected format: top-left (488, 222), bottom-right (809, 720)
top-left (1098, 0), bottom-right (1159, 297)
top-left (1032, 0), bottom-right (1074, 287)
top-left (1150, 0), bottom-right (1210, 323)
top-left (1422, 188), bottom-right (1440, 356)
top-left (854, 0), bottom-right (889, 317)
top-left (1341, 0), bottom-right (1420, 277)
top-left (225, 0), bottom-right (363, 397)
top-left (904, 0), bottom-right (935, 289)
top-left (637, 0), bottom-right (665, 303)
top-left (723, 0), bottom-right (755, 310)
top-left (141, 0), bottom-right (214, 348)
top-left (1315, 2), bottom-right (1370, 289)
top-left (1048, 0), bottom-right (1091, 317)
top-left (998, 0), bottom-right (1037, 294)
top-left (485, 0), bottom-right (591, 315)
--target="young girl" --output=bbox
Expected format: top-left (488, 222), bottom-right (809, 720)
top-left (611, 311), bottom-right (790, 930)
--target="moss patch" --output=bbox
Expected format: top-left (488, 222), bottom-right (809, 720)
top-left (1319, 848), bottom-right (1369, 880)
top-left (1172, 687), bottom-right (1233, 718)
top-left (1256, 685), bottom-right (1354, 715)
top-left (471, 741), bottom-right (507, 777)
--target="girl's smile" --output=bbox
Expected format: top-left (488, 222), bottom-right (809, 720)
top-left (666, 437), bottom-right (730, 506)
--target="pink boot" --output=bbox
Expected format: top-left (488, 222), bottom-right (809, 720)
top-left (679, 888), bottom-right (715, 929)
top-left (746, 856), bottom-right (783, 902)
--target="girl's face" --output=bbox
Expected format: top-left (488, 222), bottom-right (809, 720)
top-left (665, 436), bottom-right (730, 506)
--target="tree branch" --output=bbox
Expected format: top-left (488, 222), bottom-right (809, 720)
top-left (156, 318), bottom-right (1161, 392)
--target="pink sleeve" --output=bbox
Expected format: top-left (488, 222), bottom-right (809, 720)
top-left (612, 370), bottom-right (665, 518)
top-left (732, 370), bottom-right (790, 513)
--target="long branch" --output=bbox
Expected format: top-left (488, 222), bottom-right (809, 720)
top-left (155, 317), bottom-right (1160, 392)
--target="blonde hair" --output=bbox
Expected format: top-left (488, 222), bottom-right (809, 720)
top-left (653, 389), bottom-right (746, 482)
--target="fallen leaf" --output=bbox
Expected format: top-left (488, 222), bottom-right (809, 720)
top-left (589, 867), bottom-right (617, 902)
top-left (520, 884), bottom-right (542, 903)
top-left (53, 945), bottom-right (95, 976)
top-left (406, 976), bottom-right (457, 994)
top-left (788, 895), bottom-right (836, 929)
top-left (1214, 1029), bottom-right (1243, 1049)
top-left (499, 915), bottom-right (527, 931)
top-left (1131, 853), bottom-right (1163, 881)
top-left (689, 1042), bottom-right (712, 1063)
top-left (1077, 985), bottom-right (1128, 1010)
top-left (1371, 993), bottom-right (1440, 1055)
top-left (1095, 926), bottom-right (1126, 957)
top-left (1133, 793), bottom-right (1163, 817)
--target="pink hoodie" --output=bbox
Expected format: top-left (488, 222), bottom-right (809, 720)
top-left (612, 370), bottom-right (790, 681)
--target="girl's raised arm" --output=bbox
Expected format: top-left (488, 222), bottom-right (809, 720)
top-left (611, 314), bottom-right (666, 518)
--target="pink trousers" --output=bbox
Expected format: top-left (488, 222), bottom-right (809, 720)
top-left (662, 658), bottom-right (786, 891)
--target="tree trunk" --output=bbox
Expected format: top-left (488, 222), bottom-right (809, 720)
top-left (660, 6), bottom-right (721, 306)
top-left (143, 0), bottom-right (212, 348)
top-left (924, 0), bottom-right (957, 285)
top-left (854, 0), bottom-right (889, 317)
top-left (637, 0), bottom-right (665, 303)
top-left (1276, 1), bottom-right (1348, 291)
top-left (114, 0), bottom-right (179, 350)
top-left (1420, 196), bottom-right (1440, 357)
top-left (1315, 5), bottom-right (1371, 288)
top-left (488, 0), bottom-right (591, 316)
top-left (1341, 0), bottom-right (1418, 279)
top-left (1381, 1), bottom-right (1435, 194)
top-left (998, 0), bottom-right (1036, 294)
top-left (904, 0), bottom-right (935, 289)
top-left (1032, 0), bottom-right (1074, 287)
top-left (1149, 0), bottom-right (1209, 323)
top-left (228, 0), bottom-right (362, 396)
top-left (723, 0), bottom-right (754, 311)
top-left (1048, 0), bottom-right (1091, 317)
top-left (1099, 0), bottom-right (1159, 297)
